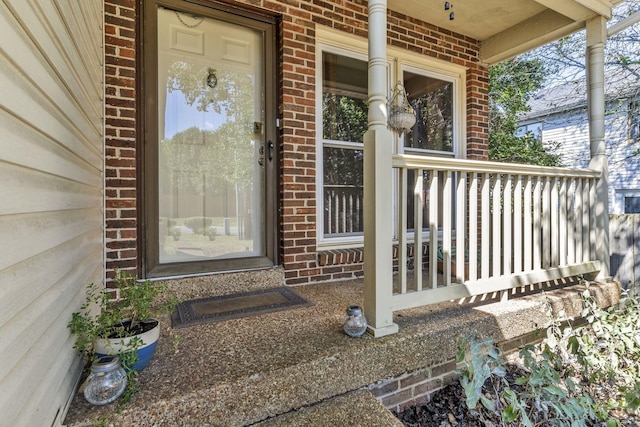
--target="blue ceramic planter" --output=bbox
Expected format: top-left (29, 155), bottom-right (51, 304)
top-left (94, 319), bottom-right (160, 372)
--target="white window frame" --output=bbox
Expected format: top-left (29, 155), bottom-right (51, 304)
top-left (315, 27), bottom-right (467, 248)
top-left (615, 188), bottom-right (640, 214)
top-left (516, 121), bottom-right (543, 140)
top-left (389, 44), bottom-right (467, 159)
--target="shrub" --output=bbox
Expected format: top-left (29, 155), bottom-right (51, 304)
top-left (171, 226), bottom-right (181, 241)
top-left (205, 227), bottom-right (217, 241)
top-left (456, 282), bottom-right (639, 426)
top-left (184, 217), bottom-right (213, 235)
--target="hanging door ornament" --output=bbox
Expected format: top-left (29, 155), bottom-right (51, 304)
top-left (206, 68), bottom-right (217, 89)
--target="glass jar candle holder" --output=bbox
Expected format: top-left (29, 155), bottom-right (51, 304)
top-left (343, 305), bottom-right (367, 337)
top-left (84, 356), bottom-right (128, 405)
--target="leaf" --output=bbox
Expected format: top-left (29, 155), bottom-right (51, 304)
top-left (520, 408), bottom-right (533, 427)
top-left (459, 376), bottom-right (469, 389)
top-left (502, 404), bottom-right (519, 422)
top-left (492, 365), bottom-right (506, 377)
top-left (487, 347), bottom-right (500, 360)
top-left (480, 394), bottom-right (496, 412)
top-left (568, 336), bottom-right (580, 354)
top-left (624, 389), bottom-right (640, 411)
top-left (465, 389), bottom-right (480, 410)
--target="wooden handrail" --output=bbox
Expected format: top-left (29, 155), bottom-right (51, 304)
top-left (392, 154), bottom-right (601, 178)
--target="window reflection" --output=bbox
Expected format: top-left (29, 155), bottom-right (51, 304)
top-left (404, 71), bottom-right (454, 153)
top-left (321, 51), bottom-right (368, 237)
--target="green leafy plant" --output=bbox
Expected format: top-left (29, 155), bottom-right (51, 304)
top-left (456, 282), bottom-right (640, 426)
top-left (69, 270), bottom-right (177, 358)
top-left (565, 285), bottom-right (640, 415)
top-left (456, 334), bottom-right (533, 425)
top-left (457, 333), bottom-right (600, 426)
top-left (516, 342), bottom-right (599, 425)
top-left (456, 333), bottom-right (507, 412)
top-left (68, 270), bottom-right (178, 403)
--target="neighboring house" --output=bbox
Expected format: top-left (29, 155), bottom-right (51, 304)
top-left (519, 67), bottom-right (640, 214)
top-left (0, 0), bottom-right (622, 425)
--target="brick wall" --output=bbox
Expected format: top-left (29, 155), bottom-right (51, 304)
top-left (104, 0), bottom-right (138, 284)
top-left (103, 0), bottom-right (489, 285)
top-left (370, 360), bottom-right (458, 412)
top-left (371, 330), bottom-right (544, 413)
top-left (467, 63), bottom-right (490, 161)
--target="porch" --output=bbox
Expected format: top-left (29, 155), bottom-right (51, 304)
top-left (63, 272), bottom-right (620, 426)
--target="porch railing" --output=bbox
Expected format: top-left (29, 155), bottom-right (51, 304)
top-left (324, 185), bottom-right (364, 235)
top-left (391, 154), bottom-right (602, 311)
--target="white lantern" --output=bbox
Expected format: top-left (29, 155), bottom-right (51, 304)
top-left (388, 81), bottom-right (416, 135)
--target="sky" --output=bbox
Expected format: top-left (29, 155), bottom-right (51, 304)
top-left (164, 89), bottom-right (225, 139)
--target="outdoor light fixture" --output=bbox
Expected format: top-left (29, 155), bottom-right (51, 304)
top-left (83, 356), bottom-right (127, 405)
top-left (343, 305), bottom-right (367, 337)
top-left (388, 81), bottom-right (416, 135)
top-left (445, 2), bottom-right (454, 20)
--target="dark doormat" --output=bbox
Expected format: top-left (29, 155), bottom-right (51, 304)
top-left (171, 287), bottom-right (310, 329)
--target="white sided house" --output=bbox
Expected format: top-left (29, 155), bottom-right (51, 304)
top-left (519, 66), bottom-right (640, 214)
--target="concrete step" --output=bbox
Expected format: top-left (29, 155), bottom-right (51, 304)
top-left (63, 278), bottom-right (620, 426)
top-left (254, 389), bottom-right (403, 427)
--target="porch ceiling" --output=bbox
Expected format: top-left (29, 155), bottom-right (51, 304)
top-left (388, 0), bottom-right (620, 64)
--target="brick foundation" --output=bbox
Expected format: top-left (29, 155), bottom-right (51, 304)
top-left (370, 359), bottom-right (459, 412)
top-left (370, 329), bottom-right (549, 413)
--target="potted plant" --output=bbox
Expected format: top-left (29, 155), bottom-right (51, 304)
top-left (68, 270), bottom-right (176, 373)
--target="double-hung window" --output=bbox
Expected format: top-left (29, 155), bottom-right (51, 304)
top-left (317, 32), bottom-right (465, 246)
top-left (319, 48), bottom-right (368, 243)
top-left (400, 66), bottom-right (460, 235)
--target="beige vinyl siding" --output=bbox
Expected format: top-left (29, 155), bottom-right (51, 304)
top-left (0, 1), bottom-right (103, 426)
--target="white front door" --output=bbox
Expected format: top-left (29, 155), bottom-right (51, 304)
top-left (148, 5), bottom-right (276, 275)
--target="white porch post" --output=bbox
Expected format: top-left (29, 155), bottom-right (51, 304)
top-left (363, 0), bottom-right (398, 336)
top-left (586, 16), bottom-right (610, 278)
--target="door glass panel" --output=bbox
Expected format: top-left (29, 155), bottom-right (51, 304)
top-left (157, 7), bottom-right (264, 264)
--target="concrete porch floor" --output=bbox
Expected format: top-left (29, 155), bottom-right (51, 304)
top-left (63, 270), bottom-right (620, 426)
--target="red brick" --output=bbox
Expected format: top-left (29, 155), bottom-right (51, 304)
top-left (381, 388), bottom-right (413, 407)
top-left (400, 370), bottom-right (430, 388)
top-left (370, 380), bottom-right (399, 397)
